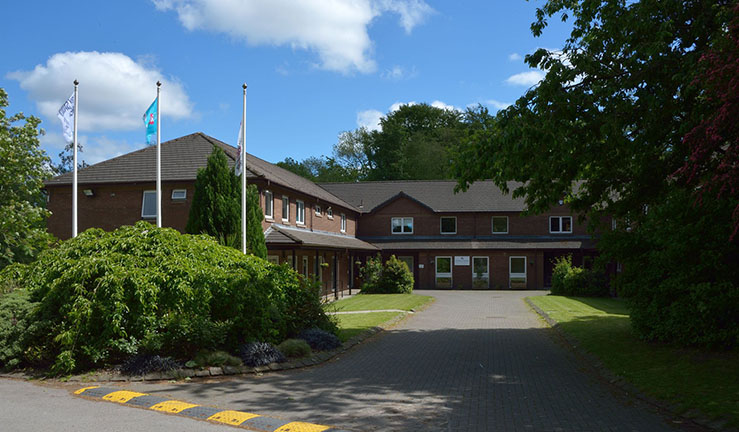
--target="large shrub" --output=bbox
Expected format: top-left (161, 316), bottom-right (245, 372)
top-left (550, 255), bottom-right (608, 297)
top-left (0, 288), bottom-right (34, 370)
top-left (0, 222), bottom-right (332, 374)
top-left (360, 254), bottom-right (414, 294)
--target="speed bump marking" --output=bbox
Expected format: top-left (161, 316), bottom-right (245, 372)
top-left (74, 386), bottom-right (346, 431)
top-left (207, 410), bottom-right (261, 425)
top-left (150, 400), bottom-right (200, 413)
top-left (274, 421), bottom-right (332, 432)
top-left (103, 390), bottom-right (148, 403)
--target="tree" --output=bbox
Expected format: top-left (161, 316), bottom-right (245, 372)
top-left (451, 1), bottom-right (738, 347)
top-left (0, 88), bottom-right (56, 269)
top-left (186, 146), bottom-right (266, 257)
top-left (54, 142), bottom-right (88, 175)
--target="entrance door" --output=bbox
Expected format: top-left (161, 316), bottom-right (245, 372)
top-left (435, 256), bottom-right (452, 289)
top-left (509, 256), bottom-right (527, 289)
top-left (472, 256), bottom-right (489, 289)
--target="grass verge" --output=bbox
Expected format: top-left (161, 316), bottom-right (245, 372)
top-left (527, 295), bottom-right (739, 427)
top-left (335, 312), bottom-right (403, 342)
top-left (327, 293), bottom-right (434, 312)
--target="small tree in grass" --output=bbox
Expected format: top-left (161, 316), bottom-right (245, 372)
top-left (186, 146), bottom-right (266, 258)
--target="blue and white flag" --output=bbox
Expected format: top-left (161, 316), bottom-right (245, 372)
top-left (57, 92), bottom-right (75, 143)
top-left (235, 120), bottom-right (244, 176)
top-left (143, 97), bottom-right (158, 144)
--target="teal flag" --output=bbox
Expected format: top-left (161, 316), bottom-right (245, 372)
top-left (143, 97), bottom-right (158, 144)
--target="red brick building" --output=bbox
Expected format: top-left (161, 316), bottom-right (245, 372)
top-left (45, 132), bottom-right (597, 292)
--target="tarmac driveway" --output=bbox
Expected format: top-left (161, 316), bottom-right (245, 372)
top-left (125, 290), bottom-right (679, 431)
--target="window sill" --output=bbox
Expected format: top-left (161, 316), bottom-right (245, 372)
top-left (440, 232), bottom-right (456, 235)
top-left (297, 223), bottom-right (306, 227)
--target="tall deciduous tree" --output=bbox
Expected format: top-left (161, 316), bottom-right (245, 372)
top-left (186, 146), bottom-right (266, 258)
top-left (451, 1), bottom-right (738, 347)
top-left (0, 88), bottom-right (56, 269)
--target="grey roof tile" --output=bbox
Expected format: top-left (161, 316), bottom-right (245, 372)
top-left (320, 180), bottom-right (528, 213)
top-left (265, 225), bottom-right (378, 251)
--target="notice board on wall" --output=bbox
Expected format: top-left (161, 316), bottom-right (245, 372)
top-left (454, 256), bottom-right (470, 266)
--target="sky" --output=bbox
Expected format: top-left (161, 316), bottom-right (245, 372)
top-left (1, 0), bottom-right (573, 167)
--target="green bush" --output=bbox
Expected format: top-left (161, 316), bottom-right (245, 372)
top-left (277, 339), bottom-right (312, 358)
top-left (550, 255), bottom-right (608, 297)
top-left (0, 263), bottom-right (28, 296)
top-left (360, 254), bottom-right (414, 294)
top-left (0, 222), bottom-right (333, 374)
top-left (0, 289), bottom-right (34, 370)
top-left (190, 350), bottom-right (242, 368)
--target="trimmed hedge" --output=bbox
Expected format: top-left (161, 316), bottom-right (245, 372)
top-left (360, 255), bottom-right (414, 294)
top-left (0, 222), bottom-right (334, 374)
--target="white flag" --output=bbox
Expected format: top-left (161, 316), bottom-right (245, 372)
top-left (235, 120), bottom-right (244, 176)
top-left (57, 92), bottom-right (75, 143)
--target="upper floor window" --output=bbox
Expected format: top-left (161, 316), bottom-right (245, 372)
top-left (440, 216), bottom-right (456, 234)
top-left (315, 204), bottom-right (322, 216)
top-left (391, 217), bottom-right (413, 234)
top-left (171, 189), bottom-right (187, 200)
top-left (282, 196), bottom-right (289, 222)
top-left (296, 200), bottom-right (305, 225)
top-left (492, 216), bottom-right (508, 234)
top-left (141, 190), bottom-right (156, 218)
top-left (264, 190), bottom-right (273, 219)
top-left (340, 213), bottom-right (346, 232)
top-left (327, 207), bottom-right (333, 219)
top-left (550, 216), bottom-right (572, 233)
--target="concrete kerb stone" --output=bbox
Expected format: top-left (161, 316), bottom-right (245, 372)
top-left (524, 297), bottom-right (728, 432)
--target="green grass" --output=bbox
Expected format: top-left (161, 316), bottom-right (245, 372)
top-left (528, 295), bottom-right (739, 427)
top-left (334, 312), bottom-right (403, 342)
top-left (327, 293), bottom-right (434, 312)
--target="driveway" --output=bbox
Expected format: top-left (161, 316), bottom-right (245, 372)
top-left (118, 290), bottom-right (679, 431)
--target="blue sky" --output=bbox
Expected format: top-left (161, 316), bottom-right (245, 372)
top-left (1, 0), bottom-right (572, 167)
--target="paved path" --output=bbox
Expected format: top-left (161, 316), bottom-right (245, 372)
top-left (115, 290), bottom-right (680, 431)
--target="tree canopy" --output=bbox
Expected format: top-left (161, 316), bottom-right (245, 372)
top-left (0, 88), bottom-right (56, 269)
top-left (451, 0), bottom-right (738, 347)
top-left (278, 103), bottom-right (466, 182)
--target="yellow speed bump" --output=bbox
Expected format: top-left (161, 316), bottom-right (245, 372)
top-left (150, 400), bottom-right (200, 413)
top-left (207, 410), bottom-right (261, 425)
top-left (73, 386), bottom-right (99, 395)
top-left (103, 390), bottom-right (148, 404)
top-left (274, 421), bottom-right (332, 432)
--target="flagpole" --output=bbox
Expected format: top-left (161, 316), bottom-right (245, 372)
top-left (241, 83), bottom-right (247, 254)
top-left (72, 80), bottom-right (79, 238)
top-left (156, 81), bottom-right (162, 228)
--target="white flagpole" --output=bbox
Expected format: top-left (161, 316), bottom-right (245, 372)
top-left (156, 81), bottom-right (162, 228)
top-left (72, 80), bottom-right (79, 238)
top-left (241, 83), bottom-right (247, 254)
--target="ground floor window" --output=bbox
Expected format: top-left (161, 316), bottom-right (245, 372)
top-left (472, 256), bottom-right (489, 289)
top-left (435, 256), bottom-right (452, 289)
top-left (398, 256), bottom-right (414, 273)
top-left (302, 256), bottom-right (309, 278)
top-left (267, 255), bottom-right (280, 265)
top-left (509, 256), bottom-right (527, 289)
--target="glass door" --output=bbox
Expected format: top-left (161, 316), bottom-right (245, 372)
top-left (435, 256), bottom-right (452, 289)
top-left (472, 256), bottom-right (489, 289)
top-left (509, 256), bottom-right (527, 289)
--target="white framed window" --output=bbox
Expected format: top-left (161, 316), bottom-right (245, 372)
top-left (327, 207), bottom-right (333, 219)
top-left (282, 196), bottom-right (289, 222)
top-left (302, 256), bottom-right (309, 278)
top-left (171, 189), bottom-right (187, 200)
top-left (264, 190), bottom-right (273, 219)
top-left (435, 256), bottom-right (452, 288)
top-left (296, 200), bottom-right (305, 225)
top-left (492, 216), bottom-right (509, 234)
top-left (549, 216), bottom-right (573, 233)
top-left (509, 256), bottom-right (527, 288)
top-left (440, 216), bottom-right (456, 234)
top-left (315, 204), bottom-right (322, 216)
top-left (340, 213), bottom-right (346, 232)
top-left (141, 190), bottom-right (157, 218)
top-left (391, 217), bottom-right (413, 234)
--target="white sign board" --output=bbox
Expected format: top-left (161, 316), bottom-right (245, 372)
top-left (454, 256), bottom-right (470, 266)
top-left (418, 264), bottom-right (424, 269)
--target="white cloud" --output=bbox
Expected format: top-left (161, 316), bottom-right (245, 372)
top-left (356, 109), bottom-right (384, 131)
top-left (389, 101), bottom-right (416, 112)
top-left (508, 53), bottom-right (522, 61)
top-left (485, 99), bottom-right (511, 110)
top-left (381, 65), bottom-right (415, 81)
top-left (505, 70), bottom-right (546, 86)
top-left (7, 51), bottom-right (193, 132)
top-left (153, 0), bottom-right (433, 74)
top-left (84, 136), bottom-right (138, 165)
top-left (430, 100), bottom-right (461, 112)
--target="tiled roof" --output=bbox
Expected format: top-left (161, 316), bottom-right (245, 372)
top-left (319, 180), bottom-right (528, 213)
top-left (373, 239), bottom-right (596, 250)
top-left (44, 132), bottom-right (356, 210)
top-left (265, 225), bottom-right (378, 251)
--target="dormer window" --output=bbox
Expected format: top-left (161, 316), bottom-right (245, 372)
top-left (391, 217), bottom-right (413, 234)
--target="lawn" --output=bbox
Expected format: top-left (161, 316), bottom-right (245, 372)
top-left (327, 293), bottom-right (434, 312)
top-left (528, 295), bottom-right (739, 427)
top-left (334, 312), bottom-right (403, 342)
